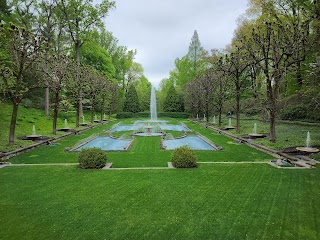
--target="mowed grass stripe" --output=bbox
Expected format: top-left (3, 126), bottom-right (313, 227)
top-left (1, 165), bottom-right (320, 239)
top-left (224, 165), bottom-right (268, 239)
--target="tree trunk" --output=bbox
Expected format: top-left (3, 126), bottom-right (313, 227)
top-left (236, 86), bottom-right (241, 133)
top-left (296, 62), bottom-right (303, 87)
top-left (91, 98), bottom-right (95, 124)
top-left (75, 40), bottom-right (83, 118)
top-left (269, 108), bottom-right (277, 142)
top-left (45, 86), bottom-right (50, 115)
top-left (76, 99), bottom-right (80, 127)
top-left (52, 91), bottom-right (59, 135)
top-left (100, 97), bottom-right (105, 121)
top-left (44, 45), bottom-right (50, 116)
top-left (218, 105), bottom-right (222, 126)
top-left (9, 102), bottom-right (19, 145)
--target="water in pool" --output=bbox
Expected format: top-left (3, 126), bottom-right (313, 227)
top-left (163, 136), bottom-right (218, 150)
top-left (75, 137), bottom-right (132, 151)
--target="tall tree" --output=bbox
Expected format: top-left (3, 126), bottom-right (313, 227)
top-left (59, 0), bottom-right (115, 117)
top-left (163, 84), bottom-right (181, 112)
top-left (134, 75), bottom-right (151, 112)
top-left (244, 15), bottom-right (310, 142)
top-left (125, 62), bottom-right (143, 91)
top-left (218, 48), bottom-right (250, 133)
top-left (123, 84), bottom-right (140, 113)
top-left (43, 54), bottom-right (69, 134)
top-left (197, 69), bottom-right (216, 121)
top-left (81, 38), bottom-right (115, 79)
top-left (37, 0), bottom-right (57, 116)
top-left (187, 30), bottom-right (207, 78)
top-left (0, 23), bottom-right (44, 144)
top-left (65, 63), bottom-right (89, 127)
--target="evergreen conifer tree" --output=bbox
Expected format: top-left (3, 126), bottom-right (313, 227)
top-left (163, 85), bottom-right (181, 112)
top-left (187, 30), bottom-right (207, 78)
top-left (123, 84), bottom-right (140, 113)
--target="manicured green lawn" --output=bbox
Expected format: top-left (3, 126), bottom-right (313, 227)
top-left (1, 164), bottom-right (319, 240)
top-left (8, 119), bottom-right (274, 166)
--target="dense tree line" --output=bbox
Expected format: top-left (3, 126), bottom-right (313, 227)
top-left (158, 0), bottom-right (320, 142)
top-left (0, 0), bottom-right (151, 144)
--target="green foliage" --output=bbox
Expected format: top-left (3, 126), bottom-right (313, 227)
top-left (115, 112), bottom-right (190, 119)
top-left (78, 147), bottom-right (107, 169)
top-left (123, 84), bottom-right (140, 113)
top-left (134, 75), bottom-right (151, 111)
top-left (158, 112), bottom-right (189, 118)
top-left (280, 106), bottom-right (308, 121)
top-left (81, 40), bottom-right (115, 78)
top-left (116, 112), bottom-right (134, 118)
top-left (171, 145), bottom-right (198, 168)
top-left (163, 85), bottom-right (182, 112)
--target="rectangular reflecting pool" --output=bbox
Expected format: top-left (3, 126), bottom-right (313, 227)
top-left (75, 137), bottom-right (132, 151)
top-left (163, 136), bottom-right (218, 150)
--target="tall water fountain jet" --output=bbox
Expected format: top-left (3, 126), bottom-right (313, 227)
top-left (150, 86), bottom-right (157, 121)
top-left (64, 119), bottom-right (68, 128)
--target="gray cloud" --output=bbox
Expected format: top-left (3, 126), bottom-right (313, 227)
top-left (106, 0), bottom-right (249, 87)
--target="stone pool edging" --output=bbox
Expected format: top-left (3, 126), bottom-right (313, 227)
top-left (196, 133), bottom-right (223, 150)
top-left (192, 120), bottom-right (317, 169)
top-left (67, 134), bottom-right (100, 151)
top-left (0, 121), bottom-right (110, 161)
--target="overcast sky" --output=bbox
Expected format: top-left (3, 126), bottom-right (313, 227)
top-left (105, 0), bottom-right (249, 88)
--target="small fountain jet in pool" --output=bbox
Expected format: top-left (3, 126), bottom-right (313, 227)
top-left (59, 119), bottom-right (72, 132)
top-left (80, 115), bottom-right (88, 126)
top-left (94, 114), bottom-right (100, 123)
top-left (203, 114), bottom-right (206, 122)
top-left (25, 125), bottom-right (42, 141)
top-left (212, 116), bottom-right (216, 124)
top-left (103, 113), bottom-right (107, 121)
top-left (296, 132), bottom-right (319, 153)
top-left (224, 118), bottom-right (235, 130)
top-left (248, 123), bottom-right (266, 139)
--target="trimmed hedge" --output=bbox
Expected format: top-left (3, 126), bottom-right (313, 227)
top-left (78, 148), bottom-right (107, 169)
top-left (116, 112), bottom-right (134, 118)
top-left (116, 112), bottom-right (190, 119)
top-left (171, 146), bottom-right (198, 168)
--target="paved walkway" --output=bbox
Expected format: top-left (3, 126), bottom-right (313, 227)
top-left (198, 161), bottom-right (269, 164)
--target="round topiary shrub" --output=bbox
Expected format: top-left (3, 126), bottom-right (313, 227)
top-left (171, 145), bottom-right (198, 168)
top-left (78, 148), bottom-right (107, 169)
